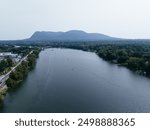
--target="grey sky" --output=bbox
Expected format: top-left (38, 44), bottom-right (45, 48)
top-left (0, 0), bottom-right (150, 40)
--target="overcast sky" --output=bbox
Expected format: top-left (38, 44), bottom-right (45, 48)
top-left (0, 0), bottom-right (150, 40)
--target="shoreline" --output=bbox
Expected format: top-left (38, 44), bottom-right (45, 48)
top-left (0, 49), bottom-right (41, 104)
top-left (0, 85), bottom-right (8, 102)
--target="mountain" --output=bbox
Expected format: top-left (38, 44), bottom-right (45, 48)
top-left (29, 30), bottom-right (121, 41)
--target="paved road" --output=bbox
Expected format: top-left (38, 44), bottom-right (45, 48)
top-left (0, 51), bottom-right (33, 88)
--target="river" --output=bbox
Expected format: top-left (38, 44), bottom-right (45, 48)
top-left (1, 48), bottom-right (150, 113)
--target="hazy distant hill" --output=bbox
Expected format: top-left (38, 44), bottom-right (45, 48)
top-left (29, 30), bottom-right (120, 41)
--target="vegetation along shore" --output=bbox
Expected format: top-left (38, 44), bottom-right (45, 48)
top-left (0, 47), bottom-right (41, 105)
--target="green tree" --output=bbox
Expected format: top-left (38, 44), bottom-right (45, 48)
top-left (6, 57), bottom-right (13, 67)
top-left (0, 60), bottom-right (8, 72)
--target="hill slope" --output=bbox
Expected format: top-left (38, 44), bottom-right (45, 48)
top-left (29, 30), bottom-right (120, 41)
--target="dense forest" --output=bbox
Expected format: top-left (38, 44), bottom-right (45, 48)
top-left (96, 44), bottom-right (150, 76)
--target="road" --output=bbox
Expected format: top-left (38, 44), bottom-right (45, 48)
top-left (0, 51), bottom-right (33, 88)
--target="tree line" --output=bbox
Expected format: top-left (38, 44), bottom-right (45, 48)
top-left (95, 44), bottom-right (150, 76)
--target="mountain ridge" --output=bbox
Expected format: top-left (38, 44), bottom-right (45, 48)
top-left (28, 30), bottom-right (121, 41)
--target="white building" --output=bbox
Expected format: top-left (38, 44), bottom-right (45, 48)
top-left (0, 52), bottom-right (18, 58)
top-left (0, 52), bottom-right (22, 63)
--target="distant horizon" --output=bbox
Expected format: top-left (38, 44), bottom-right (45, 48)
top-left (0, 30), bottom-right (150, 41)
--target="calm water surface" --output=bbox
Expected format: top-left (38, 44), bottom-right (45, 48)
top-left (1, 48), bottom-right (150, 113)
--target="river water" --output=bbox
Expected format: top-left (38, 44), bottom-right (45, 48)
top-left (1, 48), bottom-right (150, 113)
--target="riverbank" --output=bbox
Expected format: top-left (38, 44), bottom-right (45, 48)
top-left (6, 49), bottom-right (41, 89)
top-left (62, 44), bottom-right (150, 78)
top-left (0, 49), bottom-right (41, 105)
top-left (0, 85), bottom-right (8, 106)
